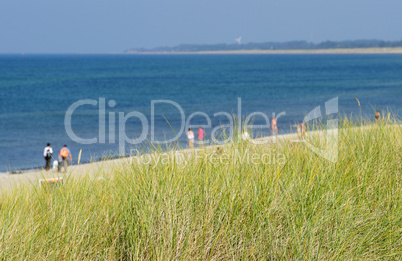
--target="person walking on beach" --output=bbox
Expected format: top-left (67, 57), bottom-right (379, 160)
top-left (301, 122), bottom-right (306, 136)
top-left (375, 110), bottom-right (381, 123)
top-left (271, 117), bottom-right (278, 136)
top-left (187, 128), bottom-right (195, 149)
top-left (43, 143), bottom-right (53, 171)
top-left (198, 127), bottom-right (204, 146)
top-left (242, 130), bottom-right (249, 140)
top-left (59, 145), bottom-right (72, 172)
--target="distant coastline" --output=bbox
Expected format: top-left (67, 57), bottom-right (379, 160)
top-left (125, 47), bottom-right (402, 55)
top-left (125, 39), bottom-right (402, 55)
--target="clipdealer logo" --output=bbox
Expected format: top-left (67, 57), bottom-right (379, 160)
top-left (64, 98), bottom-right (286, 155)
top-left (63, 97), bottom-right (338, 163)
top-left (294, 97), bottom-right (339, 163)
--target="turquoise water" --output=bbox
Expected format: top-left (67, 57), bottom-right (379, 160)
top-left (0, 54), bottom-right (401, 172)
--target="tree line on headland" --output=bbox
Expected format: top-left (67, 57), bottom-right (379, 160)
top-left (125, 39), bottom-right (402, 53)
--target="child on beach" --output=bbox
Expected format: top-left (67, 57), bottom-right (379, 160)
top-left (187, 128), bottom-right (195, 149)
top-left (198, 127), bottom-right (204, 145)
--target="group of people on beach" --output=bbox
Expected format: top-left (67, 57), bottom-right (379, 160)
top-left (185, 117), bottom-right (284, 148)
top-left (186, 127), bottom-right (203, 149)
top-left (297, 123), bottom-right (306, 137)
top-left (43, 111), bottom-right (384, 169)
top-left (184, 111), bottom-right (383, 148)
top-left (43, 144), bottom-right (72, 172)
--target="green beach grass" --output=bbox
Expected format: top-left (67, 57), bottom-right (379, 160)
top-left (0, 118), bottom-right (401, 259)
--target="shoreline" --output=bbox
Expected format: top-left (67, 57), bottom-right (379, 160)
top-left (0, 131), bottom-right (302, 193)
top-left (1, 123), bottom-right (398, 194)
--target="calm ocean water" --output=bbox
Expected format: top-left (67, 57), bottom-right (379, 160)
top-left (0, 54), bottom-right (401, 172)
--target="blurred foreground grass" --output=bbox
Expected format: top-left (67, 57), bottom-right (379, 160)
top-left (0, 119), bottom-right (401, 260)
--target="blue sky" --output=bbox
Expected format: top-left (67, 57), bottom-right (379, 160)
top-left (0, 0), bottom-right (401, 53)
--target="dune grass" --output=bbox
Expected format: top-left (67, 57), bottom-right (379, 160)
top-left (0, 119), bottom-right (401, 260)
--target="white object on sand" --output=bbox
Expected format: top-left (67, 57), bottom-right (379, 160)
top-left (52, 160), bottom-right (59, 170)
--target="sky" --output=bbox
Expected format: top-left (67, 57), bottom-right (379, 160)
top-left (0, 0), bottom-right (401, 53)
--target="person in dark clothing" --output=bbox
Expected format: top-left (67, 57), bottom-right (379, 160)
top-left (43, 143), bottom-right (53, 171)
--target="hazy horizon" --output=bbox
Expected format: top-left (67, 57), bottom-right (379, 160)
top-left (1, 0), bottom-right (401, 54)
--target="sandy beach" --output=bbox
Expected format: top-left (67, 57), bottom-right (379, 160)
top-left (126, 47), bottom-right (402, 55)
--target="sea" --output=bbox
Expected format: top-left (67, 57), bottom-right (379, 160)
top-left (0, 54), bottom-right (401, 172)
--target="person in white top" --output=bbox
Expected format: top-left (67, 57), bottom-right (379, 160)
top-left (43, 143), bottom-right (53, 171)
top-left (242, 130), bottom-right (250, 141)
top-left (187, 128), bottom-right (195, 149)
